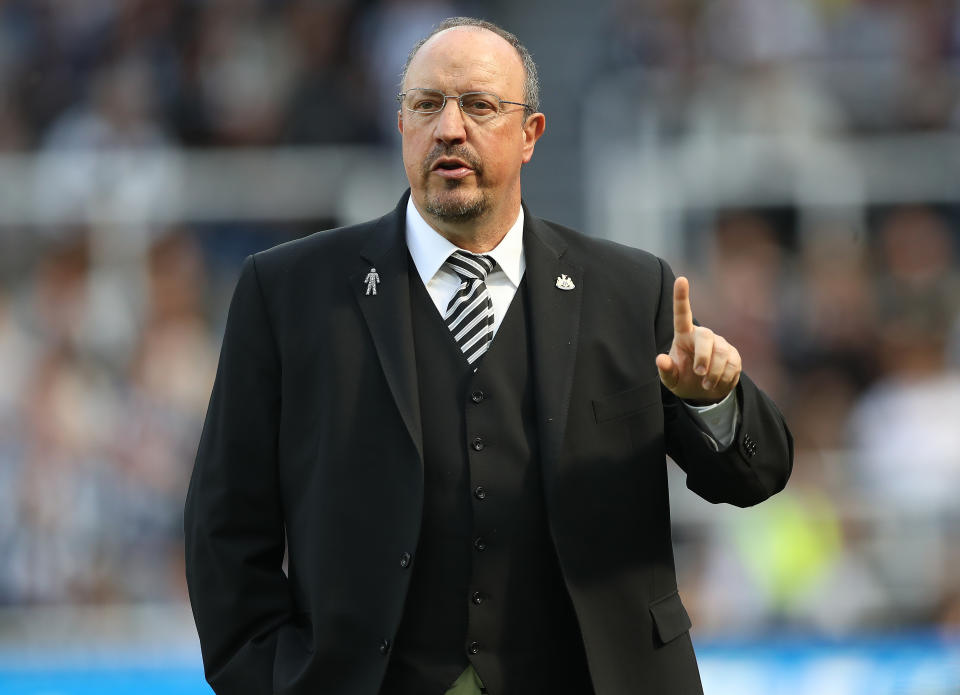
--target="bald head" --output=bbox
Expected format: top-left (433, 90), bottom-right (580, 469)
top-left (400, 17), bottom-right (540, 113)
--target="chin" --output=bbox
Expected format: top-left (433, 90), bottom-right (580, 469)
top-left (424, 188), bottom-right (488, 222)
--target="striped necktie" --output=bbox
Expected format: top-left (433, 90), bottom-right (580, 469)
top-left (444, 250), bottom-right (497, 364)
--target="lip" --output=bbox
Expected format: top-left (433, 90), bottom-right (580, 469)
top-left (431, 157), bottom-right (474, 179)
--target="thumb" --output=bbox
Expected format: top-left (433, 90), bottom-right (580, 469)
top-left (656, 353), bottom-right (679, 389)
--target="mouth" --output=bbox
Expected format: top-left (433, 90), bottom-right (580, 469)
top-left (431, 157), bottom-right (475, 180)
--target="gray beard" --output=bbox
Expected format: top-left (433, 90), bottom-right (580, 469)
top-left (423, 190), bottom-right (488, 221)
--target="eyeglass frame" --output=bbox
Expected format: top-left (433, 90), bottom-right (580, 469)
top-left (396, 88), bottom-right (534, 119)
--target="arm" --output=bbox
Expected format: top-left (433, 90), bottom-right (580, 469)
top-left (184, 255), bottom-right (294, 693)
top-left (653, 258), bottom-right (793, 507)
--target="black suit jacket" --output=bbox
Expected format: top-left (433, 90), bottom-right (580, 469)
top-left (184, 192), bottom-right (793, 695)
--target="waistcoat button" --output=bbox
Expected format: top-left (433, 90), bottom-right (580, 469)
top-left (471, 437), bottom-right (485, 451)
top-left (473, 537), bottom-right (487, 552)
top-left (399, 552), bottom-right (411, 568)
top-left (378, 639), bottom-right (391, 655)
top-left (473, 486), bottom-right (487, 500)
top-left (471, 390), bottom-right (485, 403)
top-left (471, 591), bottom-right (484, 605)
top-left (468, 641), bottom-right (480, 655)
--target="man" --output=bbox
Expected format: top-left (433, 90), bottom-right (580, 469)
top-left (184, 17), bottom-right (792, 695)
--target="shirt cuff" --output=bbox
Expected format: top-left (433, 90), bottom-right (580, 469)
top-left (683, 388), bottom-right (739, 451)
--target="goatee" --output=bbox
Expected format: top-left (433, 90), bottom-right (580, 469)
top-left (424, 191), bottom-right (488, 221)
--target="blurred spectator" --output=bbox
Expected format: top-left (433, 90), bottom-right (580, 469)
top-left (779, 227), bottom-right (879, 458)
top-left (872, 205), bottom-right (960, 321)
top-left (131, 229), bottom-right (216, 418)
top-left (699, 0), bottom-right (824, 66)
top-left (846, 205), bottom-right (960, 510)
top-left (603, 0), bottom-right (703, 72)
top-left (282, 0), bottom-right (381, 144)
top-left (32, 52), bottom-right (177, 233)
top-left (188, 0), bottom-right (296, 146)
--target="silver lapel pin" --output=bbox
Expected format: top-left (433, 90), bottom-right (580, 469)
top-left (555, 274), bottom-right (575, 290)
top-left (364, 267), bottom-right (380, 296)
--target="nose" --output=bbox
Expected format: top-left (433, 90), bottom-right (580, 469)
top-left (433, 96), bottom-right (467, 145)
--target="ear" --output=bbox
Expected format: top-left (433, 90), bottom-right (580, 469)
top-left (397, 109), bottom-right (404, 134)
top-left (520, 112), bottom-right (546, 164)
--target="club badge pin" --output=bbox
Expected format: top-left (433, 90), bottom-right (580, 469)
top-left (555, 274), bottom-right (575, 290)
top-left (364, 267), bottom-right (380, 296)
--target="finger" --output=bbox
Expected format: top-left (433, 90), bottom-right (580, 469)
top-left (703, 343), bottom-right (728, 391)
top-left (656, 353), bottom-right (679, 389)
top-left (673, 276), bottom-right (694, 336)
top-left (722, 345), bottom-right (742, 388)
top-left (692, 326), bottom-right (714, 377)
top-left (717, 359), bottom-right (741, 392)
top-left (702, 335), bottom-right (732, 389)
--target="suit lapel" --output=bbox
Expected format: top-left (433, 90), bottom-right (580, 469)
top-left (350, 194), bottom-right (423, 462)
top-left (523, 213), bottom-right (583, 471)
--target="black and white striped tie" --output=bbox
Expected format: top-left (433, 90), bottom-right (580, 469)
top-left (444, 250), bottom-right (497, 364)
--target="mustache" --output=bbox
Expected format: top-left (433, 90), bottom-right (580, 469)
top-left (421, 145), bottom-right (482, 176)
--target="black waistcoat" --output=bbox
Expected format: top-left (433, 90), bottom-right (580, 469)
top-left (380, 259), bottom-right (593, 695)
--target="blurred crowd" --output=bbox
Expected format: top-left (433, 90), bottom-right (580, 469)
top-left (603, 0), bottom-right (960, 132)
top-left (0, 0), bottom-right (473, 152)
top-left (0, 0), bottom-right (958, 644)
top-left (677, 204), bottom-right (960, 637)
top-left (595, 0), bottom-right (960, 638)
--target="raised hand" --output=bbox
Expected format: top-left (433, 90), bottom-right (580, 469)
top-left (655, 277), bottom-right (741, 405)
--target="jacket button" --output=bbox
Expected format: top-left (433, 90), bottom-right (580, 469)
top-left (473, 486), bottom-right (487, 500)
top-left (378, 639), bottom-right (391, 655)
top-left (471, 437), bottom-right (485, 451)
top-left (471, 591), bottom-right (484, 605)
top-left (473, 537), bottom-right (487, 552)
top-left (468, 641), bottom-right (480, 655)
top-left (471, 390), bottom-right (485, 403)
top-left (399, 552), bottom-right (411, 568)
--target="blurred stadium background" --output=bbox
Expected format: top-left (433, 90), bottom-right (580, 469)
top-left (0, 0), bottom-right (959, 693)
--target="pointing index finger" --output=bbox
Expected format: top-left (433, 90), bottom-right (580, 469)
top-left (673, 276), bottom-right (694, 335)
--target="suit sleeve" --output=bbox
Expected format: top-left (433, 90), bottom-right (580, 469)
top-left (184, 254), bottom-right (294, 693)
top-left (653, 257), bottom-right (794, 507)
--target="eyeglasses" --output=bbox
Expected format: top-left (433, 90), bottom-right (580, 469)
top-left (397, 88), bottom-right (532, 120)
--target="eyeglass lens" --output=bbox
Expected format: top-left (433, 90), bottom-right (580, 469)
top-left (403, 90), bottom-right (501, 117)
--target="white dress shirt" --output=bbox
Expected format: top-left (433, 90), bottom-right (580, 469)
top-left (404, 197), bottom-right (738, 450)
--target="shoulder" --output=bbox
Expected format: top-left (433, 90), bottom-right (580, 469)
top-left (247, 210), bottom-right (394, 288)
top-left (257, 215), bottom-right (382, 269)
top-left (531, 216), bottom-right (667, 275)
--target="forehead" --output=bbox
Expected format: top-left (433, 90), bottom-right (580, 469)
top-left (405, 26), bottom-right (525, 94)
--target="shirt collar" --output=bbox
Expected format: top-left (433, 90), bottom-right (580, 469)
top-left (405, 196), bottom-right (525, 287)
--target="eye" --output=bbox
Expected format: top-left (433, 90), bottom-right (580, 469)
top-left (413, 98), bottom-right (442, 111)
top-left (462, 93), bottom-right (499, 115)
top-left (407, 90), bottom-right (445, 112)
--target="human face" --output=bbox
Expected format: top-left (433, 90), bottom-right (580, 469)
top-left (398, 27), bottom-right (545, 234)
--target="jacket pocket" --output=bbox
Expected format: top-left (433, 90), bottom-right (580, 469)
top-left (649, 590), bottom-right (692, 645)
top-left (592, 379), bottom-right (661, 423)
